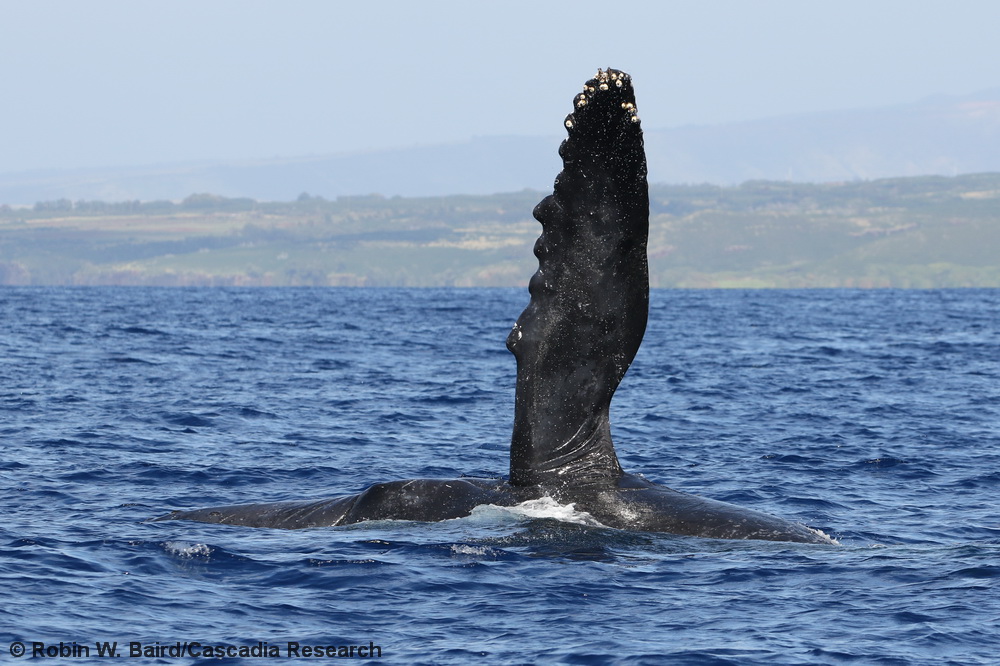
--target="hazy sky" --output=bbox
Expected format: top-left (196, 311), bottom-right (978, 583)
top-left (4, 0), bottom-right (1000, 173)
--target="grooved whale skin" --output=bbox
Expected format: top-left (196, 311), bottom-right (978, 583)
top-left (507, 68), bottom-right (647, 488)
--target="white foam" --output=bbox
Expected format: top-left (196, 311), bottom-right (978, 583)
top-left (472, 496), bottom-right (606, 527)
top-left (162, 541), bottom-right (212, 558)
top-left (450, 544), bottom-right (493, 557)
top-left (806, 527), bottom-right (841, 545)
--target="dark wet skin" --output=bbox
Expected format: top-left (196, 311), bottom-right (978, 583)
top-left (158, 70), bottom-right (833, 544)
top-left (506, 68), bottom-right (648, 489)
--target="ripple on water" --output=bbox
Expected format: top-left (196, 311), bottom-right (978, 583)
top-left (2, 288), bottom-right (999, 664)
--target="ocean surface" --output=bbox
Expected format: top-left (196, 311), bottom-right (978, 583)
top-left (2, 287), bottom-right (998, 665)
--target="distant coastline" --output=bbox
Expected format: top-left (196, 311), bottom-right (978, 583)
top-left (3, 174), bottom-right (999, 288)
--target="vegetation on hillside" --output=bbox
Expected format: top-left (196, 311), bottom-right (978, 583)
top-left (2, 174), bottom-right (999, 287)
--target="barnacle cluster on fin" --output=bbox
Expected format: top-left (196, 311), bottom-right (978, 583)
top-left (563, 68), bottom-right (639, 131)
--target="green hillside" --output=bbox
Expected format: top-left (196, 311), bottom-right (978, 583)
top-left (2, 174), bottom-right (999, 287)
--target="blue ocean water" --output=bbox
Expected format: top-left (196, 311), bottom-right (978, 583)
top-left (1, 287), bottom-right (998, 665)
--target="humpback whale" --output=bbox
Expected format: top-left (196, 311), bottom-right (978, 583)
top-left (158, 69), bottom-right (833, 544)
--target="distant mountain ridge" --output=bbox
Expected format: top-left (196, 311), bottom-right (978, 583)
top-left (3, 88), bottom-right (1000, 205)
top-left (644, 87), bottom-right (1000, 184)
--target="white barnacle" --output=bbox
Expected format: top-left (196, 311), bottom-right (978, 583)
top-left (630, 114), bottom-right (640, 123)
top-left (599, 82), bottom-right (609, 91)
top-left (576, 98), bottom-right (587, 108)
top-left (565, 118), bottom-right (574, 128)
top-left (615, 79), bottom-right (623, 87)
